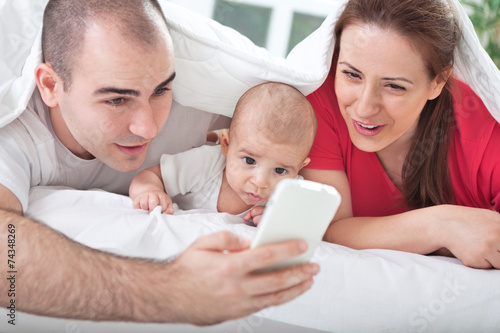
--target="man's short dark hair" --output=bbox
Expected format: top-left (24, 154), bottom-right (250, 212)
top-left (42, 0), bottom-right (169, 91)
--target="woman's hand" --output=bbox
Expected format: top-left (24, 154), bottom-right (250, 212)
top-left (437, 205), bottom-right (500, 269)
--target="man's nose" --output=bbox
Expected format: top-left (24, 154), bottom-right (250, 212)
top-left (129, 104), bottom-right (159, 140)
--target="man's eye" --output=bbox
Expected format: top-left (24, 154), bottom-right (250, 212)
top-left (243, 157), bottom-right (256, 165)
top-left (274, 168), bottom-right (287, 175)
top-left (107, 98), bottom-right (125, 106)
top-left (154, 87), bottom-right (169, 96)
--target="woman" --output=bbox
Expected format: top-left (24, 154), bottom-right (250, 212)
top-left (300, 0), bottom-right (500, 269)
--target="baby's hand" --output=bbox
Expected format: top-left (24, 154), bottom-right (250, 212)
top-left (133, 190), bottom-right (174, 214)
top-left (243, 205), bottom-right (266, 226)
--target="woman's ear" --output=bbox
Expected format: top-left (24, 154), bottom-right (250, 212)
top-left (428, 67), bottom-right (452, 101)
top-left (220, 129), bottom-right (230, 157)
top-left (35, 63), bottom-right (61, 107)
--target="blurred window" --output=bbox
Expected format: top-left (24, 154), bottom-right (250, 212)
top-left (213, 0), bottom-right (272, 47)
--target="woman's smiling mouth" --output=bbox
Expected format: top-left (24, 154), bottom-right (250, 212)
top-left (353, 120), bottom-right (385, 136)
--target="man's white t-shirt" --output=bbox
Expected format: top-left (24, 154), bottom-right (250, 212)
top-left (0, 88), bottom-right (225, 212)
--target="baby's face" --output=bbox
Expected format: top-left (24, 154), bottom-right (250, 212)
top-left (224, 132), bottom-right (310, 206)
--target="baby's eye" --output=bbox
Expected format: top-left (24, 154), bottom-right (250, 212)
top-left (106, 98), bottom-right (126, 106)
top-left (243, 157), bottom-right (256, 165)
top-left (274, 168), bottom-right (287, 175)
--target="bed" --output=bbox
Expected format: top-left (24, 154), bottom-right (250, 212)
top-left (1, 0), bottom-right (500, 332)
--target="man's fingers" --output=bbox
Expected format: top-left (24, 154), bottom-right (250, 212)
top-left (193, 231), bottom-right (251, 252)
top-left (240, 240), bottom-right (308, 273)
top-left (251, 277), bottom-right (314, 310)
top-left (242, 262), bottom-right (319, 296)
top-left (485, 249), bottom-right (500, 269)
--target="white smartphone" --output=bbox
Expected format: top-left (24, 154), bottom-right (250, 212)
top-left (250, 178), bottom-right (341, 271)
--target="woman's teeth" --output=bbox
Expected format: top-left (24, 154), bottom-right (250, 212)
top-left (357, 122), bottom-right (378, 129)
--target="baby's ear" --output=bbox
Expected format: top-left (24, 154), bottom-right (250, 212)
top-left (300, 157), bottom-right (311, 169)
top-left (220, 129), bottom-right (230, 157)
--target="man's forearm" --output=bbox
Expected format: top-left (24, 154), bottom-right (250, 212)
top-left (0, 209), bottom-right (319, 325)
top-left (0, 209), bottom-right (179, 322)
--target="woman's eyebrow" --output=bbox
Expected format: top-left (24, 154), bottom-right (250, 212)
top-left (339, 61), bottom-right (413, 84)
top-left (382, 76), bottom-right (414, 84)
top-left (339, 61), bottom-right (362, 73)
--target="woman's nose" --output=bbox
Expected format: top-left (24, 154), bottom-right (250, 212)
top-left (355, 84), bottom-right (380, 119)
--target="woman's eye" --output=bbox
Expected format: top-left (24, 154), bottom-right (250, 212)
top-left (342, 70), bottom-right (361, 80)
top-left (243, 157), bottom-right (256, 165)
top-left (274, 168), bottom-right (287, 175)
top-left (387, 83), bottom-right (406, 91)
top-left (106, 98), bottom-right (126, 106)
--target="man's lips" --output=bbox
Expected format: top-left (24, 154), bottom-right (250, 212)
top-left (115, 143), bottom-right (148, 156)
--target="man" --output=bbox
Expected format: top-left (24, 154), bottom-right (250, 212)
top-left (0, 0), bottom-right (319, 325)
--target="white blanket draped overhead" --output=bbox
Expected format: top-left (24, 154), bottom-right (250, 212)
top-left (0, 1), bottom-right (500, 332)
top-left (1, 0), bottom-right (499, 127)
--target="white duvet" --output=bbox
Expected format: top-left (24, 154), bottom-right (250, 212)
top-left (1, 0), bottom-right (500, 332)
top-left (23, 186), bottom-right (500, 333)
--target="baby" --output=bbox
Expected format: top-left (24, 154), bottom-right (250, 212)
top-left (129, 82), bottom-right (317, 219)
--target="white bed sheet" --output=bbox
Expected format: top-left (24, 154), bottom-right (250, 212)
top-left (4, 186), bottom-right (496, 333)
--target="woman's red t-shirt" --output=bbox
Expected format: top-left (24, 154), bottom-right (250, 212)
top-left (306, 73), bottom-right (500, 216)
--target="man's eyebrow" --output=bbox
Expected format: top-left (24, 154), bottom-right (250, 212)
top-left (155, 72), bottom-right (176, 91)
top-left (338, 61), bottom-right (413, 84)
top-left (93, 72), bottom-right (176, 97)
top-left (94, 87), bottom-right (140, 97)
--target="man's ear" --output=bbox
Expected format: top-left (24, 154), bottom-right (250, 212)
top-left (35, 63), bottom-right (61, 107)
top-left (428, 67), bottom-right (452, 101)
top-left (220, 129), bottom-right (230, 157)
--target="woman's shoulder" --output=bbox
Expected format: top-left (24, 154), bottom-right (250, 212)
top-left (452, 78), bottom-right (498, 143)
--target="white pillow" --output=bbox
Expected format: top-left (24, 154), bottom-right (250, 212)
top-left (161, 0), bottom-right (338, 117)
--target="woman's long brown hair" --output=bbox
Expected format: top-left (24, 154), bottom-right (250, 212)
top-left (333, 0), bottom-right (459, 209)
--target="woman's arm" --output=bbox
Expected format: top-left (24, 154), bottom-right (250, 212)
top-left (300, 168), bottom-right (500, 269)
